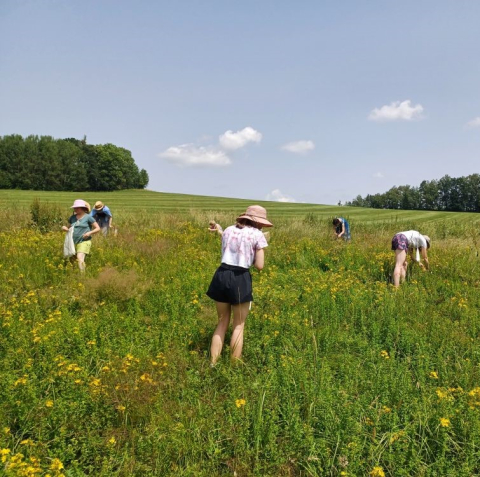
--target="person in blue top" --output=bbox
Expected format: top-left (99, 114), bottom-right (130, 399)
top-left (62, 199), bottom-right (100, 272)
top-left (91, 201), bottom-right (113, 236)
top-left (333, 217), bottom-right (351, 241)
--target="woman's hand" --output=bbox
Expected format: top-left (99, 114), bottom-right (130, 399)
top-left (62, 226), bottom-right (69, 232)
top-left (86, 222), bottom-right (101, 238)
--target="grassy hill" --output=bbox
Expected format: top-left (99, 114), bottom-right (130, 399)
top-left (0, 188), bottom-right (476, 224)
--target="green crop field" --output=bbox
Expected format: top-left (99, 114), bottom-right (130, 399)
top-left (0, 188), bottom-right (474, 226)
top-left (0, 189), bottom-right (479, 476)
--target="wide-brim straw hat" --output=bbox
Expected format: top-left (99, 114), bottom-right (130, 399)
top-left (71, 199), bottom-right (90, 212)
top-left (237, 205), bottom-right (273, 227)
top-left (94, 201), bottom-right (104, 210)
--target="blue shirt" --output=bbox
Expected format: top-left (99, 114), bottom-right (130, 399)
top-left (91, 205), bottom-right (112, 227)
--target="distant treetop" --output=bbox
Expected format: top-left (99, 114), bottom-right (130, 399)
top-left (346, 174), bottom-right (480, 212)
top-left (0, 134), bottom-right (149, 191)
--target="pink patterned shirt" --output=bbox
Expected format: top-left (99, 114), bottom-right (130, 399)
top-left (221, 225), bottom-right (268, 269)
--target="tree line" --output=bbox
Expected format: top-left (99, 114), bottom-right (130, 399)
top-left (346, 174), bottom-right (480, 212)
top-left (0, 135), bottom-right (149, 191)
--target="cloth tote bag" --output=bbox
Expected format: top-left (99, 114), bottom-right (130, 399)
top-left (63, 226), bottom-right (76, 257)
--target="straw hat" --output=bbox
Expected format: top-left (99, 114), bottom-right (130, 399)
top-left (71, 199), bottom-right (90, 212)
top-left (237, 205), bottom-right (273, 227)
top-left (94, 201), bottom-right (104, 210)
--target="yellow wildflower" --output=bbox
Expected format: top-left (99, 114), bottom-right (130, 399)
top-left (140, 373), bottom-right (153, 383)
top-left (50, 458), bottom-right (64, 471)
top-left (440, 417), bottom-right (450, 427)
top-left (370, 466), bottom-right (385, 477)
top-left (14, 376), bottom-right (28, 386)
top-left (235, 399), bottom-right (246, 408)
top-left (436, 389), bottom-right (448, 399)
top-left (20, 439), bottom-right (35, 446)
top-left (429, 371), bottom-right (439, 379)
top-left (1, 448), bottom-right (11, 463)
top-left (45, 400), bottom-right (54, 408)
top-left (389, 430), bottom-right (405, 444)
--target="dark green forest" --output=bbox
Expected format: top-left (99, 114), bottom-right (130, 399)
top-left (347, 174), bottom-right (480, 212)
top-left (0, 135), bottom-right (149, 191)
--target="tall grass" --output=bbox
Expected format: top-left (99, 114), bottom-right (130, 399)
top-left (0, 191), bottom-right (479, 476)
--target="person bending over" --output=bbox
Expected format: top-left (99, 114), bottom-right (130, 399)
top-left (391, 230), bottom-right (430, 287)
top-left (207, 220), bottom-right (223, 237)
top-left (333, 217), bottom-right (351, 241)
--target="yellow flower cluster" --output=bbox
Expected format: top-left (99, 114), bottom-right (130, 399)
top-left (440, 417), bottom-right (450, 428)
top-left (468, 387), bottom-right (480, 409)
top-left (0, 450), bottom-right (64, 477)
top-left (370, 466), bottom-right (385, 477)
top-left (235, 399), bottom-right (246, 408)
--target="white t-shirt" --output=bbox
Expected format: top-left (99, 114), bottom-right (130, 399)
top-left (221, 225), bottom-right (268, 269)
top-left (399, 230), bottom-right (427, 250)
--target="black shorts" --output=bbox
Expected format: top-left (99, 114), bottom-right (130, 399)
top-left (206, 263), bottom-right (253, 304)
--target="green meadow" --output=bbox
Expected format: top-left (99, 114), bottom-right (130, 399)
top-left (0, 189), bottom-right (479, 476)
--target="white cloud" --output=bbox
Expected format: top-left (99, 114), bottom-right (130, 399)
top-left (266, 189), bottom-right (296, 203)
top-left (219, 126), bottom-right (262, 150)
top-left (368, 100), bottom-right (424, 121)
top-left (373, 172), bottom-right (384, 178)
top-left (281, 140), bottom-right (315, 154)
top-left (159, 144), bottom-right (231, 167)
top-left (466, 117), bottom-right (480, 128)
top-left (160, 125), bottom-right (262, 167)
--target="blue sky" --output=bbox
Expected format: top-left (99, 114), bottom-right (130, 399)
top-left (1, 0), bottom-right (479, 204)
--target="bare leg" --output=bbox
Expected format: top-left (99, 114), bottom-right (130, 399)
top-left (210, 302), bottom-right (231, 365)
top-left (230, 302), bottom-right (250, 361)
top-left (393, 250), bottom-right (407, 287)
top-left (77, 252), bottom-right (86, 272)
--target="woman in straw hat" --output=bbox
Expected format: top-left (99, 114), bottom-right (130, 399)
top-left (391, 230), bottom-right (431, 287)
top-left (207, 205), bottom-right (273, 366)
top-left (62, 199), bottom-right (100, 272)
